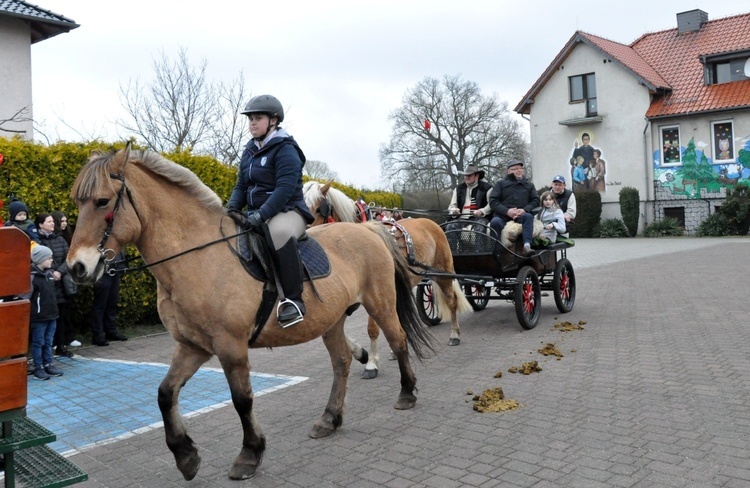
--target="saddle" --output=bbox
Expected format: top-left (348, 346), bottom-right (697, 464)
top-left (234, 228), bottom-right (331, 345)
top-left (236, 229), bottom-right (331, 282)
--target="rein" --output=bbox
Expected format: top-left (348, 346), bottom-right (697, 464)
top-left (99, 172), bottom-right (251, 275)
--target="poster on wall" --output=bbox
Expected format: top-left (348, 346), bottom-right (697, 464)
top-left (568, 131), bottom-right (608, 193)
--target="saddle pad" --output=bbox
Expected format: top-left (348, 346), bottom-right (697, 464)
top-left (237, 232), bottom-right (331, 281)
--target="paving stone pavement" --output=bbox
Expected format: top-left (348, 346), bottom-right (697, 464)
top-left (16, 237), bottom-right (750, 487)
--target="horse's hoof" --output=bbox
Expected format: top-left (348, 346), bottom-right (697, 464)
top-left (448, 338), bottom-right (460, 346)
top-left (228, 463), bottom-right (258, 480)
top-left (177, 453), bottom-right (201, 481)
top-left (361, 368), bottom-right (378, 379)
top-left (394, 395), bottom-right (417, 410)
top-left (309, 421), bottom-right (336, 439)
top-left (388, 351), bottom-right (397, 361)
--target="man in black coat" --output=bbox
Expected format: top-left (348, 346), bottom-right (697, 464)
top-left (489, 160), bottom-right (540, 255)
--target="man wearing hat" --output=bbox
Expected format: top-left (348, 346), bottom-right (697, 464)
top-left (489, 160), bottom-right (540, 255)
top-left (551, 174), bottom-right (576, 237)
top-left (446, 165), bottom-right (493, 231)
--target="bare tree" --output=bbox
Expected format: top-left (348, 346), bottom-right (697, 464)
top-left (118, 47), bottom-right (218, 153)
top-left (380, 75), bottom-right (528, 192)
top-left (304, 160), bottom-right (339, 181)
top-left (207, 72), bottom-right (250, 166)
top-left (1, 106), bottom-right (31, 134)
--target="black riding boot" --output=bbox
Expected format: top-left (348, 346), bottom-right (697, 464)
top-left (273, 237), bottom-right (306, 328)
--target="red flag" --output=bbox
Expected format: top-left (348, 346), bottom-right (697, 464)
top-left (424, 119), bottom-right (431, 131)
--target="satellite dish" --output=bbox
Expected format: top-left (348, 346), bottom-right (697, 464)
top-left (744, 58), bottom-right (750, 77)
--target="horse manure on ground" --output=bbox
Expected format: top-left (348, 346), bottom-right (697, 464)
top-left (538, 343), bottom-right (564, 357)
top-left (554, 321), bottom-right (585, 332)
top-left (494, 371), bottom-right (503, 378)
top-left (508, 361), bottom-right (542, 375)
top-left (472, 387), bottom-right (519, 413)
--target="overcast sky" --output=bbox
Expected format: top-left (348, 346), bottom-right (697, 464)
top-left (31, 0), bottom-right (748, 189)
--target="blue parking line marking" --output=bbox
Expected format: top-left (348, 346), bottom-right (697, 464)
top-left (25, 356), bottom-right (307, 456)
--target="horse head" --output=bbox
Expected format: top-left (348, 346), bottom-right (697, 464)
top-left (303, 179), bottom-right (335, 226)
top-left (67, 143), bottom-right (223, 284)
top-left (67, 143), bottom-right (142, 284)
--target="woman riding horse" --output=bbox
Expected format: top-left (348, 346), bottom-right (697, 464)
top-left (66, 146), bottom-right (436, 481)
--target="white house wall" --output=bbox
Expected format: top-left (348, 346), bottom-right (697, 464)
top-left (527, 43), bottom-right (654, 227)
top-left (0, 16), bottom-right (33, 139)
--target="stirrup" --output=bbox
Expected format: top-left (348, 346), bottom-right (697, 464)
top-left (277, 299), bottom-right (304, 328)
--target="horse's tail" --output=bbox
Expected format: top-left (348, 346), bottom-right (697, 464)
top-left (364, 222), bottom-right (436, 361)
top-left (434, 280), bottom-right (473, 318)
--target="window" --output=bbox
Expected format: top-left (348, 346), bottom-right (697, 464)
top-left (569, 73), bottom-right (597, 116)
top-left (663, 207), bottom-right (685, 228)
top-left (704, 54), bottom-right (750, 84)
top-left (660, 126), bottom-right (681, 165)
top-left (711, 120), bottom-right (735, 162)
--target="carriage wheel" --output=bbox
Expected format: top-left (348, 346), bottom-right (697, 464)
top-left (553, 258), bottom-right (576, 313)
top-left (464, 283), bottom-right (491, 311)
top-left (416, 281), bottom-right (442, 326)
top-left (514, 266), bottom-right (540, 330)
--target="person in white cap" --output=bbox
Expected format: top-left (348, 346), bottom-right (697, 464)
top-left (446, 165), bottom-right (492, 231)
top-left (551, 174), bottom-right (576, 237)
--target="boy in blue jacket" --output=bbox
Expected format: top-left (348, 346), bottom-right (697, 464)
top-left (29, 245), bottom-right (64, 380)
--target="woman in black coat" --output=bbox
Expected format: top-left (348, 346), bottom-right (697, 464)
top-left (36, 213), bottom-right (76, 357)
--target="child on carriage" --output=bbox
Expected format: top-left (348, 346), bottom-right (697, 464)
top-left (537, 191), bottom-right (566, 244)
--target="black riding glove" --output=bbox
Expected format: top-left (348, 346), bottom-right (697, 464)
top-left (245, 212), bottom-right (264, 230)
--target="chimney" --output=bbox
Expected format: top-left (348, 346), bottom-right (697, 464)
top-left (677, 9), bottom-right (708, 34)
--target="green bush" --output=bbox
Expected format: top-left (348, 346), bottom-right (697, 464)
top-left (619, 187), bottom-right (640, 236)
top-left (697, 213), bottom-right (731, 236)
top-left (643, 218), bottom-right (684, 237)
top-left (569, 191), bottom-right (602, 238)
top-left (594, 218), bottom-right (629, 238)
top-left (715, 182), bottom-right (750, 235)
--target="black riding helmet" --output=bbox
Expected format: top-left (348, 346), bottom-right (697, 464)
top-left (241, 94), bottom-right (284, 123)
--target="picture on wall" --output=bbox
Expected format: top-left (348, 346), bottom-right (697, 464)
top-left (712, 121), bottom-right (735, 162)
top-left (568, 131), bottom-right (607, 192)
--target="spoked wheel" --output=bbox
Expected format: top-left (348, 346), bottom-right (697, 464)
top-left (416, 280), bottom-right (442, 326)
top-left (553, 258), bottom-right (576, 313)
top-left (464, 283), bottom-right (491, 311)
top-left (514, 266), bottom-right (541, 330)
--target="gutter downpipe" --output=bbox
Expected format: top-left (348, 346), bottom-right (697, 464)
top-left (643, 118), bottom-right (651, 231)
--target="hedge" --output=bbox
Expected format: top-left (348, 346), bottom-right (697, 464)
top-left (2, 138), bottom-right (399, 326)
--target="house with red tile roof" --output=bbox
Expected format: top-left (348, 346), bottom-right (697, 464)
top-left (515, 9), bottom-right (750, 234)
top-left (0, 0), bottom-right (78, 138)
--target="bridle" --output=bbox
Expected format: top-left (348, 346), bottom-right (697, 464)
top-left (95, 172), bottom-right (250, 276)
top-left (315, 197), bottom-right (336, 223)
top-left (97, 172), bottom-right (138, 275)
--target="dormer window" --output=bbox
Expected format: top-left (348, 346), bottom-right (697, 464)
top-left (703, 52), bottom-right (750, 85)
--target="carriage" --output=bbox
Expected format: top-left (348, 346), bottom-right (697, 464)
top-left (416, 223), bottom-right (576, 330)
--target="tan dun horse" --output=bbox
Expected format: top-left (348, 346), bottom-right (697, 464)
top-left (303, 180), bottom-right (471, 379)
top-left (66, 146), bottom-right (436, 481)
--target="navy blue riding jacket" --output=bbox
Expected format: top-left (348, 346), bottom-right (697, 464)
top-left (227, 130), bottom-right (314, 224)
